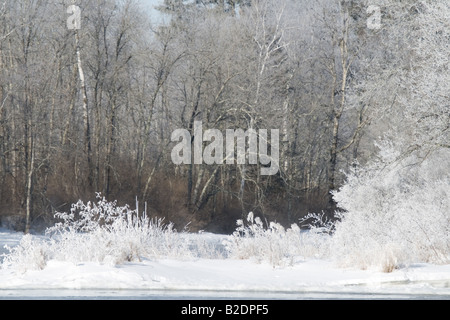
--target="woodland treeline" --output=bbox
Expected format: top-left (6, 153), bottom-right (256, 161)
top-left (0, 0), bottom-right (447, 233)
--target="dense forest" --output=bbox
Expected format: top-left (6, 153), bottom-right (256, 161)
top-left (0, 0), bottom-right (448, 234)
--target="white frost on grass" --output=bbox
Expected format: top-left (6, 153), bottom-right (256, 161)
top-left (1, 228), bottom-right (449, 297)
top-left (1, 194), bottom-right (449, 298)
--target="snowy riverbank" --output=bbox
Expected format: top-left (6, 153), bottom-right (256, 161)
top-left (1, 228), bottom-right (449, 299)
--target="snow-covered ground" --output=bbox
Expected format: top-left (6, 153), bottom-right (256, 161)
top-left (0, 228), bottom-right (449, 299)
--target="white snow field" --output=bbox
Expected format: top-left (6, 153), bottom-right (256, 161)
top-left (1, 228), bottom-right (449, 300)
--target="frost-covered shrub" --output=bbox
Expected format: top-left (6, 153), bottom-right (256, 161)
top-left (2, 194), bottom-right (226, 272)
top-left (45, 194), bottom-right (195, 265)
top-left (298, 212), bottom-right (334, 258)
top-left (331, 146), bottom-right (450, 271)
top-left (1, 234), bottom-right (48, 273)
top-left (224, 213), bottom-right (295, 266)
top-left (223, 212), bottom-right (328, 267)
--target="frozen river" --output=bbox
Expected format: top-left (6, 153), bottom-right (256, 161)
top-left (1, 286), bottom-right (449, 300)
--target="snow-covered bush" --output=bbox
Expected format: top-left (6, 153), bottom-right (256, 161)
top-left (298, 212), bottom-right (334, 259)
top-left (1, 234), bottom-right (48, 273)
top-left (1, 194), bottom-right (226, 272)
top-left (331, 145), bottom-right (450, 271)
top-left (44, 194), bottom-right (190, 265)
top-left (224, 212), bottom-right (330, 267)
